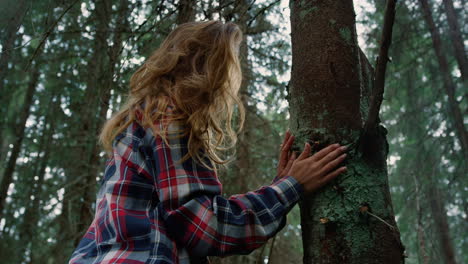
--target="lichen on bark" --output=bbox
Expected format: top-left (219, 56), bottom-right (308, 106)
top-left (289, 0), bottom-right (405, 263)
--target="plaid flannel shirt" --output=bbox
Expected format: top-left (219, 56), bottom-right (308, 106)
top-left (68, 103), bottom-right (304, 264)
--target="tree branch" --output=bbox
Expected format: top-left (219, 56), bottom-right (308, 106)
top-left (267, 234), bottom-right (277, 264)
top-left (247, 0), bottom-right (280, 29)
top-left (364, 0), bottom-right (397, 132)
top-left (24, 0), bottom-right (81, 71)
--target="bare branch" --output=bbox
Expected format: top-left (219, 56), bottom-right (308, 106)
top-left (24, 0), bottom-right (81, 71)
top-left (364, 0), bottom-right (397, 132)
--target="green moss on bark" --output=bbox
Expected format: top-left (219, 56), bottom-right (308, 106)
top-left (299, 7), bottom-right (318, 20)
top-left (339, 27), bottom-right (352, 45)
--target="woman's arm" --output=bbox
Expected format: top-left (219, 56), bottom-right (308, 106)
top-left (143, 120), bottom-right (305, 257)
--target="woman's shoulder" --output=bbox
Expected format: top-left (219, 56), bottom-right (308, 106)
top-left (113, 119), bottom-right (147, 150)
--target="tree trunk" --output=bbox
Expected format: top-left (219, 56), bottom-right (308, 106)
top-left (176, 0), bottom-right (197, 25)
top-left (404, 49), bottom-right (458, 264)
top-left (76, 0), bottom-right (132, 246)
top-left (442, 0), bottom-right (468, 82)
top-left (0, 0), bottom-right (28, 164)
top-left (0, 0), bottom-right (27, 93)
top-left (418, 0), bottom-right (468, 170)
top-left (17, 92), bottom-right (58, 263)
top-left (228, 0), bottom-right (253, 195)
top-left (288, 1), bottom-right (404, 263)
top-left (414, 174), bottom-right (430, 264)
top-left (427, 173), bottom-right (458, 264)
top-left (406, 74), bottom-right (430, 264)
top-left (53, 1), bottom-right (114, 262)
top-left (0, 61), bottom-right (40, 221)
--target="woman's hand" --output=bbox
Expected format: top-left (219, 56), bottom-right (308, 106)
top-left (289, 142), bottom-right (347, 193)
top-left (276, 130), bottom-right (348, 193)
top-left (276, 130), bottom-right (296, 179)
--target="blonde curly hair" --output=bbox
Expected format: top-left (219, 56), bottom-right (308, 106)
top-left (98, 20), bottom-right (245, 173)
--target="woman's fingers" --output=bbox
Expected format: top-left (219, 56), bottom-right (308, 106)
top-left (282, 130), bottom-right (291, 145)
top-left (320, 153), bottom-right (347, 175)
top-left (284, 133), bottom-right (294, 152)
top-left (278, 130), bottom-right (294, 171)
top-left (321, 166), bottom-right (347, 184)
top-left (278, 131), bottom-right (290, 168)
top-left (279, 131), bottom-right (290, 152)
top-left (283, 151), bottom-right (296, 174)
top-left (318, 145), bottom-right (347, 168)
top-left (283, 136), bottom-right (294, 165)
top-left (297, 143), bottom-right (311, 160)
top-left (311, 143), bottom-right (341, 161)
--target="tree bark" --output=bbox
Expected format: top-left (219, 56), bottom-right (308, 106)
top-left (176, 0), bottom-right (197, 25)
top-left (442, 0), bottom-right (468, 82)
top-left (418, 0), bottom-right (468, 170)
top-left (289, 1), bottom-right (404, 263)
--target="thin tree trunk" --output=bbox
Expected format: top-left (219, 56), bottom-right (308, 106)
top-left (212, 3), bottom-right (257, 263)
top-left (414, 174), bottom-right (430, 264)
top-left (176, 0), bottom-right (197, 25)
top-left (289, 0), bottom-right (404, 263)
top-left (17, 92), bottom-right (58, 263)
top-left (230, 0), bottom-right (253, 195)
top-left (427, 175), bottom-right (458, 264)
top-left (267, 235), bottom-right (277, 264)
top-left (0, 61), bottom-right (40, 221)
top-left (0, 0), bottom-right (28, 163)
top-left (53, 1), bottom-right (113, 262)
top-left (0, 0), bottom-right (27, 92)
top-left (28, 103), bottom-right (58, 264)
top-left (17, 128), bottom-right (47, 262)
top-left (256, 243), bottom-right (268, 264)
top-left (442, 0), bottom-right (468, 82)
top-left (75, 0), bottom-right (132, 246)
top-left (418, 0), bottom-right (468, 169)
top-left (365, 0), bottom-right (396, 132)
top-left (404, 47), bottom-right (458, 264)
top-left (405, 74), bottom-right (430, 264)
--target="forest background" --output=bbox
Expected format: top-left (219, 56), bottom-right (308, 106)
top-left (0, 0), bottom-right (466, 263)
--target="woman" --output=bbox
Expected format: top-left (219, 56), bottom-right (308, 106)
top-left (68, 20), bottom-right (347, 264)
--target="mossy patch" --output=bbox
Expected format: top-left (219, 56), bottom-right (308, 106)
top-left (339, 27), bottom-right (352, 45)
top-left (299, 6), bottom-right (318, 20)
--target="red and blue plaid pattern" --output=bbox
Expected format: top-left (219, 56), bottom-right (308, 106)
top-left (68, 104), bottom-right (304, 264)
